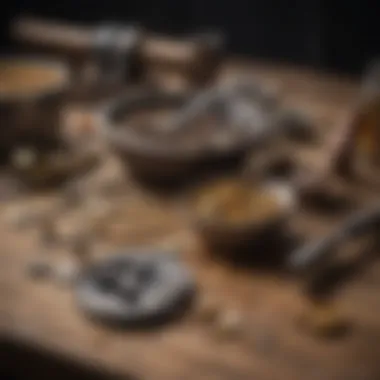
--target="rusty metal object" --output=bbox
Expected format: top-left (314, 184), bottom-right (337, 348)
top-left (331, 59), bottom-right (380, 178)
top-left (0, 56), bottom-right (70, 158)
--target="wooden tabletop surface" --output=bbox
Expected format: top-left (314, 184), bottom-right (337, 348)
top-left (3, 58), bottom-right (380, 380)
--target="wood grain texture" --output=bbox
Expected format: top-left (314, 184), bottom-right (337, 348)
top-left (3, 58), bottom-right (380, 380)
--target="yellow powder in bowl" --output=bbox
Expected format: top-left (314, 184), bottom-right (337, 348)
top-left (193, 178), bottom-right (288, 226)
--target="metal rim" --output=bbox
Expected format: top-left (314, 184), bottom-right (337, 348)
top-left (192, 181), bottom-right (296, 232)
top-left (0, 55), bottom-right (70, 103)
top-left (100, 89), bottom-right (260, 160)
top-left (100, 89), bottom-right (206, 159)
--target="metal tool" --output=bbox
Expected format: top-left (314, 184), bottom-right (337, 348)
top-left (75, 248), bottom-right (196, 327)
top-left (12, 16), bottom-right (224, 88)
top-left (288, 204), bottom-right (380, 300)
top-left (332, 58), bottom-right (380, 178)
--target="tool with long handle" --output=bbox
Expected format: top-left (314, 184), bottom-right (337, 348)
top-left (12, 16), bottom-right (224, 87)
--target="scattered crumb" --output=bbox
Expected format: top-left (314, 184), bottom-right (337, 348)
top-left (11, 147), bottom-right (37, 169)
top-left (26, 258), bottom-right (52, 279)
top-left (214, 309), bottom-right (244, 340)
top-left (196, 295), bottom-right (220, 323)
top-left (3, 207), bottom-right (38, 229)
top-left (52, 259), bottom-right (80, 287)
top-left (297, 301), bottom-right (349, 338)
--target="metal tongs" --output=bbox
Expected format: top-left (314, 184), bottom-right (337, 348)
top-left (288, 203), bottom-right (380, 299)
top-left (167, 78), bottom-right (279, 137)
top-left (92, 22), bottom-right (140, 84)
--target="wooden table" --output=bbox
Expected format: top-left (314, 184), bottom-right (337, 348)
top-left (3, 59), bottom-right (380, 380)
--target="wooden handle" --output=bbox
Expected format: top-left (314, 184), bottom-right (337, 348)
top-left (12, 16), bottom-right (93, 53)
top-left (12, 16), bottom-right (223, 87)
top-left (12, 16), bottom-right (199, 62)
top-left (13, 16), bottom-right (220, 64)
top-left (12, 16), bottom-right (139, 55)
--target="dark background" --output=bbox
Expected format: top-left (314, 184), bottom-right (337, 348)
top-left (1, 0), bottom-right (379, 77)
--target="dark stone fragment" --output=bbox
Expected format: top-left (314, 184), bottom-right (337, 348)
top-left (27, 259), bottom-right (52, 279)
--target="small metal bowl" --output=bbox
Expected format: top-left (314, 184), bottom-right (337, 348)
top-left (190, 179), bottom-right (296, 252)
top-left (0, 56), bottom-right (70, 158)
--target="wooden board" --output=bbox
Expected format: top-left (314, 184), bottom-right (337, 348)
top-left (3, 59), bottom-right (380, 380)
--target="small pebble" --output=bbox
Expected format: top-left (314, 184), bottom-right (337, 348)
top-left (40, 218), bottom-right (59, 247)
top-left (61, 108), bottom-right (97, 146)
top-left (71, 233), bottom-right (92, 265)
top-left (99, 179), bottom-right (124, 197)
top-left (53, 260), bottom-right (80, 287)
top-left (196, 295), bottom-right (220, 323)
top-left (230, 101), bottom-right (267, 136)
top-left (214, 309), bottom-right (243, 340)
top-left (11, 147), bottom-right (37, 169)
top-left (279, 109), bottom-right (316, 143)
top-left (4, 208), bottom-right (37, 229)
top-left (253, 330), bottom-right (277, 355)
top-left (27, 259), bottom-right (52, 279)
top-left (85, 197), bottom-right (111, 219)
top-left (61, 182), bottom-right (83, 207)
top-left (298, 302), bottom-right (349, 338)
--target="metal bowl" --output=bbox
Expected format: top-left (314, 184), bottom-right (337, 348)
top-left (101, 89), bottom-right (265, 183)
